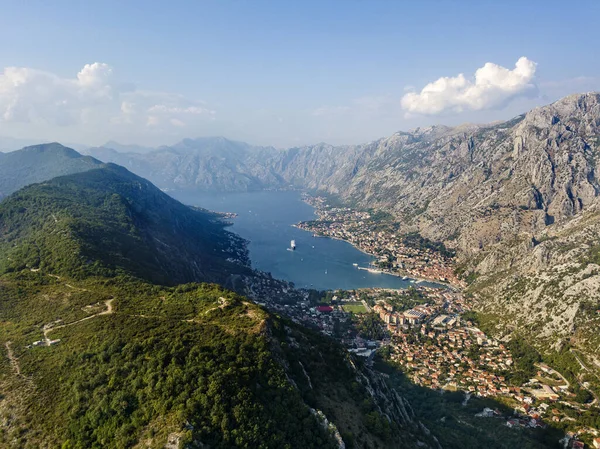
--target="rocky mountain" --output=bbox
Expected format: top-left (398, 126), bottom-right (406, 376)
top-left (0, 143), bottom-right (103, 200)
top-left (464, 203), bottom-right (600, 370)
top-left (86, 92), bottom-right (600, 372)
top-left (81, 93), bottom-right (600, 263)
top-left (285, 93), bottom-right (600, 373)
top-left (87, 137), bottom-right (284, 192)
top-left (88, 94), bottom-right (600, 259)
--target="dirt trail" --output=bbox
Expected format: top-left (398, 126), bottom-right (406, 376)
top-left (4, 341), bottom-right (21, 375)
top-left (100, 297), bottom-right (114, 315)
top-left (43, 298), bottom-right (115, 343)
top-left (65, 283), bottom-right (88, 291)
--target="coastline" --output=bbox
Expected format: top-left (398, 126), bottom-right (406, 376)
top-left (295, 194), bottom-right (463, 291)
top-left (292, 224), bottom-right (460, 291)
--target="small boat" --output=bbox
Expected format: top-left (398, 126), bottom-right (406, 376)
top-left (290, 239), bottom-right (296, 250)
top-left (352, 263), bottom-right (358, 267)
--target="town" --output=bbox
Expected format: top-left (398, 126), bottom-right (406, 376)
top-left (256, 281), bottom-right (599, 449)
top-left (295, 195), bottom-right (463, 286)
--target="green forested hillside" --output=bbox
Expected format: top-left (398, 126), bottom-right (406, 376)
top-left (0, 169), bottom-right (433, 448)
top-left (0, 143), bottom-right (103, 199)
top-left (0, 165), bottom-right (250, 286)
top-left (0, 269), bottom-right (436, 448)
top-left (0, 274), bottom-right (340, 448)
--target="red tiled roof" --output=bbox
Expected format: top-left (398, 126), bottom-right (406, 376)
top-left (316, 306), bottom-right (333, 313)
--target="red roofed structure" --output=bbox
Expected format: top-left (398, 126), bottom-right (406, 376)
top-left (316, 306), bottom-right (333, 313)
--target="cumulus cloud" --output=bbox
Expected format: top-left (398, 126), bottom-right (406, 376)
top-left (401, 57), bottom-right (537, 115)
top-left (0, 62), bottom-right (214, 135)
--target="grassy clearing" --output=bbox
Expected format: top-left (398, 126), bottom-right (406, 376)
top-left (342, 302), bottom-right (367, 314)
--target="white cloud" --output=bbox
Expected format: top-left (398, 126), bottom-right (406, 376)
top-left (0, 63), bottom-right (214, 136)
top-left (401, 57), bottom-right (537, 115)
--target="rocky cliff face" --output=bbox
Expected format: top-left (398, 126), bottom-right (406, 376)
top-left (292, 93), bottom-right (600, 259)
top-left (465, 204), bottom-right (600, 369)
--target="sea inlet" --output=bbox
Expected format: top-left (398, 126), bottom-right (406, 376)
top-left (173, 190), bottom-right (440, 291)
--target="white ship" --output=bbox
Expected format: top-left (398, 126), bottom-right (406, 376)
top-left (290, 239), bottom-right (296, 250)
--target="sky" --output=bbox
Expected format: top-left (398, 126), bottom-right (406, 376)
top-left (0, 0), bottom-right (599, 149)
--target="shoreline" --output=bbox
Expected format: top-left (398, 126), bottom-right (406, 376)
top-left (295, 195), bottom-right (463, 291)
top-left (292, 224), bottom-right (460, 291)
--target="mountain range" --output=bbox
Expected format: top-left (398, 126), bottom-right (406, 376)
top-left (84, 94), bottom-right (600, 253)
top-left (2, 92), bottom-right (600, 447)
top-left (79, 92), bottom-right (600, 373)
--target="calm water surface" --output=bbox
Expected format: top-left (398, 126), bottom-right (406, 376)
top-left (173, 190), bottom-right (438, 291)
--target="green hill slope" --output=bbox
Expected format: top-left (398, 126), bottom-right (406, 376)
top-left (0, 165), bottom-right (250, 286)
top-left (0, 169), bottom-right (435, 448)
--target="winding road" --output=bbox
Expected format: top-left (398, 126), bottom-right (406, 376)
top-left (43, 298), bottom-right (114, 343)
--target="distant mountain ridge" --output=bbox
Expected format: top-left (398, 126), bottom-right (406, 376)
top-left (100, 140), bottom-right (155, 153)
top-left (0, 142), bottom-right (104, 199)
top-left (86, 137), bottom-right (284, 192)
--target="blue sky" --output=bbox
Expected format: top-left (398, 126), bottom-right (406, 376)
top-left (0, 0), bottom-right (599, 148)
